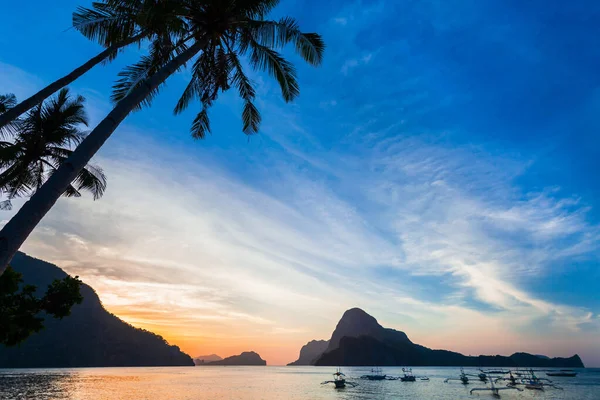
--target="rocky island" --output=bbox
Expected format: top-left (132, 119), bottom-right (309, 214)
top-left (202, 351), bottom-right (266, 366)
top-left (291, 308), bottom-right (584, 368)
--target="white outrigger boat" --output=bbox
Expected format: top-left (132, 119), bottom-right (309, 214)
top-left (321, 368), bottom-right (357, 389)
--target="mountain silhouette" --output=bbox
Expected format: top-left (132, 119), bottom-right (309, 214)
top-left (288, 340), bottom-right (329, 365)
top-left (299, 308), bottom-right (584, 367)
top-left (204, 351), bottom-right (266, 366)
top-left (0, 252), bottom-right (194, 367)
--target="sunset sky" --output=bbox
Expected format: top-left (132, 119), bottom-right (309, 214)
top-left (2, 0), bottom-right (600, 366)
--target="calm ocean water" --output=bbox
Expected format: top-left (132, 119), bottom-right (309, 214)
top-left (0, 366), bottom-right (598, 399)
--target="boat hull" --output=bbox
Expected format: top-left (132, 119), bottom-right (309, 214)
top-left (365, 376), bottom-right (386, 381)
top-left (525, 384), bottom-right (544, 390)
top-left (547, 372), bottom-right (577, 377)
top-left (334, 380), bottom-right (345, 389)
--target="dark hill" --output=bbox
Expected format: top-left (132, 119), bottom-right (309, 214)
top-left (0, 252), bottom-right (194, 368)
top-left (309, 308), bottom-right (584, 367)
top-left (205, 351), bottom-right (266, 366)
top-left (288, 340), bottom-right (329, 365)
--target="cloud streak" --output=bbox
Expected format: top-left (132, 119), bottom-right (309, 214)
top-left (8, 121), bottom-right (599, 365)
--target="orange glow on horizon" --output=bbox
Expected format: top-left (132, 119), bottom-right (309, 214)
top-left (105, 304), bottom-right (305, 366)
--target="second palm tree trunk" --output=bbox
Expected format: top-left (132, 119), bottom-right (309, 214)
top-left (0, 33), bottom-right (145, 129)
top-left (0, 40), bottom-right (205, 275)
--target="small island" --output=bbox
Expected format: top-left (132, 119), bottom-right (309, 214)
top-left (193, 354), bottom-right (223, 365)
top-left (200, 351), bottom-right (266, 366)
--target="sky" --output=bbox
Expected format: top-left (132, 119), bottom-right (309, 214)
top-left (1, 0), bottom-right (600, 366)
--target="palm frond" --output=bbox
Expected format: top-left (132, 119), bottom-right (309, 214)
top-left (111, 55), bottom-right (165, 109)
top-left (0, 161), bottom-right (38, 199)
top-left (229, 52), bottom-right (256, 100)
top-left (190, 107), bottom-right (210, 139)
top-left (293, 32), bottom-right (325, 66)
top-left (248, 18), bottom-right (325, 66)
top-left (0, 93), bottom-right (19, 139)
top-left (246, 40), bottom-right (299, 102)
top-left (46, 146), bottom-right (74, 159)
top-left (174, 76), bottom-right (201, 115)
top-left (0, 94), bottom-right (17, 114)
top-left (72, 164), bottom-right (107, 200)
top-left (0, 144), bottom-right (24, 169)
top-left (63, 184), bottom-right (82, 198)
top-left (242, 100), bottom-right (261, 135)
top-left (48, 88), bottom-right (89, 129)
top-left (238, 0), bottom-right (281, 18)
top-left (113, 32), bottom-right (190, 110)
top-left (227, 53), bottom-right (261, 134)
top-left (73, 2), bottom-right (138, 48)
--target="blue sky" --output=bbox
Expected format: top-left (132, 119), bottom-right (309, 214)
top-left (1, 0), bottom-right (599, 365)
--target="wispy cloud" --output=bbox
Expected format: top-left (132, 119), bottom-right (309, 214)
top-left (0, 62), bottom-right (43, 98)
top-left (333, 17), bottom-right (348, 26)
top-left (9, 121), bottom-right (599, 365)
top-left (341, 53), bottom-right (373, 75)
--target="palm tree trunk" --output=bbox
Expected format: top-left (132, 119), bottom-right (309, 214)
top-left (0, 33), bottom-right (145, 129)
top-left (0, 40), bottom-right (205, 275)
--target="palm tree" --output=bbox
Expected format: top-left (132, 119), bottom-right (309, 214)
top-left (0, 0), bottom-right (187, 129)
top-left (0, 88), bottom-right (106, 211)
top-left (0, 0), bottom-right (324, 273)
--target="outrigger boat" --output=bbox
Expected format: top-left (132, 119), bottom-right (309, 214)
top-left (400, 368), bottom-right (416, 382)
top-left (360, 367), bottom-right (396, 381)
top-left (321, 368), bottom-right (357, 389)
top-left (470, 378), bottom-right (522, 398)
top-left (494, 371), bottom-right (518, 387)
top-left (463, 370), bottom-right (488, 382)
top-left (522, 369), bottom-right (563, 391)
top-left (477, 372), bottom-right (488, 382)
top-left (482, 369), bottom-right (510, 374)
top-left (444, 367), bottom-right (470, 384)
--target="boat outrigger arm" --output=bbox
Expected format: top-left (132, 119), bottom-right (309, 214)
top-left (470, 378), bottom-right (523, 397)
top-left (495, 372), bottom-right (518, 386)
top-left (444, 368), bottom-right (470, 384)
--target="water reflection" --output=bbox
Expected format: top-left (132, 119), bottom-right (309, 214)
top-left (0, 367), bottom-right (598, 399)
top-left (0, 372), bottom-right (75, 400)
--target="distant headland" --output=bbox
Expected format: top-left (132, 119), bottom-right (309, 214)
top-left (0, 253), bottom-right (194, 368)
top-left (288, 308), bottom-right (584, 368)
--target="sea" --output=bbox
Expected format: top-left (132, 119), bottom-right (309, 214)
top-left (0, 366), bottom-right (599, 399)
